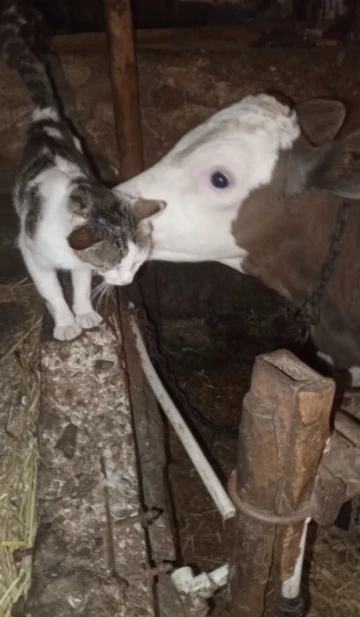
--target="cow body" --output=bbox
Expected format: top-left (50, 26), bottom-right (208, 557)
top-left (117, 94), bottom-right (360, 377)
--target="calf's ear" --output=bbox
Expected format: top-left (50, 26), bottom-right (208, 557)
top-left (296, 99), bottom-right (346, 146)
top-left (308, 129), bottom-right (360, 199)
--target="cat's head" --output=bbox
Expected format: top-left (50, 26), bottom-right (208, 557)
top-left (67, 185), bottom-right (165, 286)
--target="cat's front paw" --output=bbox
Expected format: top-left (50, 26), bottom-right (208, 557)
top-left (75, 311), bottom-right (103, 330)
top-left (54, 322), bottom-right (82, 341)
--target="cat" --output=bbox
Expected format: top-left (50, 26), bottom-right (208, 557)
top-left (0, 3), bottom-right (164, 340)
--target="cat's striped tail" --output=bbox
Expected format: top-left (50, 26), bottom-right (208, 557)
top-left (0, 2), bottom-right (56, 111)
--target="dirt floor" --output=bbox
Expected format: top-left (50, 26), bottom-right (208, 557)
top-left (160, 309), bottom-right (360, 617)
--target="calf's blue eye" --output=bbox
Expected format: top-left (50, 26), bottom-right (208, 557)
top-left (211, 171), bottom-right (229, 189)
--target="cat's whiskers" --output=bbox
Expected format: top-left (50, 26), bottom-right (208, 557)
top-left (91, 280), bottom-right (106, 300)
top-left (95, 284), bottom-right (106, 312)
top-left (103, 283), bottom-right (113, 313)
top-left (95, 281), bottom-right (113, 313)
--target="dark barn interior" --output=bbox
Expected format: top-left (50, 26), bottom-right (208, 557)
top-left (1, 1), bottom-right (360, 617)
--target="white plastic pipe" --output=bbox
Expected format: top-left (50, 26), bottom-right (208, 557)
top-left (172, 564), bottom-right (229, 599)
top-left (282, 433), bottom-right (327, 599)
top-left (129, 314), bottom-right (236, 521)
top-left (281, 517), bottom-right (311, 599)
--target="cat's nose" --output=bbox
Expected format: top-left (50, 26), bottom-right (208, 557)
top-left (105, 271), bottom-right (134, 286)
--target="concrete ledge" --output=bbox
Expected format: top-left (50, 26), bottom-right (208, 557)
top-left (23, 321), bottom-right (156, 616)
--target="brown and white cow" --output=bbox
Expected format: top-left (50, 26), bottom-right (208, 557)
top-left (117, 94), bottom-right (360, 382)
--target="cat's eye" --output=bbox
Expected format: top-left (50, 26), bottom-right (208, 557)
top-left (211, 171), bottom-right (230, 189)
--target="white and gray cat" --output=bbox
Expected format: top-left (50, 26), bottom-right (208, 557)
top-left (0, 3), bottom-right (164, 340)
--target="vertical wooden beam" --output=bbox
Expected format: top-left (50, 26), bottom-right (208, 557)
top-left (105, 0), bottom-right (144, 180)
top-left (105, 0), bottom-right (162, 333)
top-left (229, 350), bottom-right (335, 617)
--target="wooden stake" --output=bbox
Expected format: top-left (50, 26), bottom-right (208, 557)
top-left (229, 350), bottom-right (335, 616)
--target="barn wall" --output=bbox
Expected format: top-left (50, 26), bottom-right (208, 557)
top-left (176, 0), bottom-right (350, 20)
top-left (1, 36), bottom-right (360, 317)
top-left (30, 0), bottom-right (356, 33)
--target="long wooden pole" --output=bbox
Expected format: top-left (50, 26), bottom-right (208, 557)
top-left (105, 0), bottom-right (144, 180)
top-left (105, 0), bottom-right (162, 331)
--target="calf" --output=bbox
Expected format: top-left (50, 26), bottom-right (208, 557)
top-left (118, 95), bottom-right (360, 381)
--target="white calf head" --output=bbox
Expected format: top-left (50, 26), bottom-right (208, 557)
top-left (118, 94), bottom-right (360, 269)
top-left (118, 94), bottom-right (299, 266)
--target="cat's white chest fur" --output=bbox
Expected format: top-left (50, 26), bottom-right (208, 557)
top-left (22, 168), bottom-right (86, 270)
top-left (17, 168), bottom-right (101, 342)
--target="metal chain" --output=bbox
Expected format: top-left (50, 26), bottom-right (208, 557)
top-left (297, 201), bottom-right (350, 327)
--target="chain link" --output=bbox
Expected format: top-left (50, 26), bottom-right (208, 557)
top-left (298, 201), bottom-right (350, 328)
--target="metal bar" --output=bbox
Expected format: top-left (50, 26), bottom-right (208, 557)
top-left (230, 350), bottom-right (335, 617)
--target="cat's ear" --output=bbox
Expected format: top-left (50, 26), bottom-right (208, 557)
top-left (67, 225), bottom-right (100, 251)
top-left (132, 199), bottom-right (166, 223)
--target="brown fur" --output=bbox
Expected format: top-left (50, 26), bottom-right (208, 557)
top-left (232, 132), bottom-right (360, 368)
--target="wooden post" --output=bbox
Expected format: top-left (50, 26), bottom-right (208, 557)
top-left (105, 0), bottom-right (143, 180)
top-left (105, 0), bottom-right (162, 331)
top-left (229, 350), bottom-right (335, 617)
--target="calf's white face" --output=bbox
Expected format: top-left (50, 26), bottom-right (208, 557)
top-left (118, 94), bottom-right (300, 268)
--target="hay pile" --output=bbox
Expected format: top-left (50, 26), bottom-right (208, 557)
top-left (0, 281), bottom-right (42, 616)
